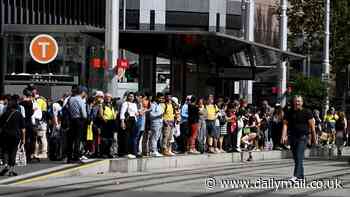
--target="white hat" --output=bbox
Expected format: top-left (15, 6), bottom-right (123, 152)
top-left (171, 97), bottom-right (179, 106)
top-left (95, 91), bottom-right (104, 97)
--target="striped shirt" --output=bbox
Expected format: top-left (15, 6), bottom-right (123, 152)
top-left (68, 96), bottom-right (87, 119)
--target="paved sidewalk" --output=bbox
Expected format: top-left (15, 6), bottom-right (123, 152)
top-left (0, 159), bottom-right (64, 180)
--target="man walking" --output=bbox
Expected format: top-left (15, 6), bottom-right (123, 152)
top-left (281, 95), bottom-right (316, 181)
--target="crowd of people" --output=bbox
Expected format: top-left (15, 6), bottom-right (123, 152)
top-left (0, 84), bottom-right (349, 176)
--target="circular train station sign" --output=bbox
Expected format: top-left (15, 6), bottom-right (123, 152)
top-left (30, 34), bottom-right (58, 64)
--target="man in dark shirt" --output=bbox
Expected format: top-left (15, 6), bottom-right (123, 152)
top-left (282, 95), bottom-right (316, 181)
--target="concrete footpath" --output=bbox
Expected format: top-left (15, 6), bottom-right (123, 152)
top-left (0, 146), bottom-right (349, 185)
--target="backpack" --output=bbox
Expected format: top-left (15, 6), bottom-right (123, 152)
top-left (60, 98), bottom-right (72, 131)
top-left (218, 110), bottom-right (226, 125)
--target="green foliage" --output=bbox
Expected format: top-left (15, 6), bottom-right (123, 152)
top-left (290, 74), bottom-right (327, 110)
top-left (331, 0), bottom-right (350, 72)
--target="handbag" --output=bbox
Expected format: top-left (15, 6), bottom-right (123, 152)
top-left (87, 121), bottom-right (93, 141)
top-left (16, 144), bottom-right (27, 166)
top-left (124, 102), bottom-right (130, 121)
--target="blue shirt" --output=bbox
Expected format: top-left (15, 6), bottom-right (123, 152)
top-left (181, 103), bottom-right (189, 123)
top-left (150, 102), bottom-right (163, 126)
top-left (68, 96), bottom-right (87, 119)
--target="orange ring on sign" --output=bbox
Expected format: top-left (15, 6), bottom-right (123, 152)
top-left (30, 34), bottom-right (58, 64)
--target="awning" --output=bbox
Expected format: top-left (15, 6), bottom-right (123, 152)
top-left (118, 30), bottom-right (305, 69)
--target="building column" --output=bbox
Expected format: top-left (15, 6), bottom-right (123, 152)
top-left (241, 0), bottom-right (254, 103)
top-left (171, 58), bottom-right (185, 98)
top-left (209, 0), bottom-right (227, 32)
top-left (105, 0), bottom-right (119, 97)
top-left (140, 0), bottom-right (165, 31)
top-left (139, 54), bottom-right (156, 95)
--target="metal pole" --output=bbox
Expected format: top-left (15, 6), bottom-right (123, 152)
top-left (122, 0), bottom-right (126, 59)
top-left (279, 0), bottom-right (288, 107)
top-left (105, 0), bottom-right (119, 97)
top-left (243, 0), bottom-right (254, 104)
top-left (240, 0), bottom-right (246, 39)
top-left (323, 0), bottom-right (330, 112)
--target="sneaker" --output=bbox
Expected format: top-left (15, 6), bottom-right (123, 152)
top-left (247, 157), bottom-right (253, 162)
top-left (189, 150), bottom-right (200, 154)
top-left (0, 168), bottom-right (9, 176)
top-left (151, 152), bottom-right (163, 157)
top-left (288, 176), bottom-right (298, 183)
top-left (168, 151), bottom-right (176, 156)
top-left (235, 148), bottom-right (242, 152)
top-left (127, 154), bottom-right (136, 159)
top-left (8, 171), bottom-right (18, 177)
top-left (80, 156), bottom-right (89, 160)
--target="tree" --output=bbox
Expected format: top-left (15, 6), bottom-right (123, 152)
top-left (290, 74), bottom-right (327, 110)
top-left (275, 0), bottom-right (350, 109)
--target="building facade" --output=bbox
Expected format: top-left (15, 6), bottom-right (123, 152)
top-left (0, 0), bottom-right (284, 99)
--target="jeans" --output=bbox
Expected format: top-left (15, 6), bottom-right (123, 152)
top-left (289, 135), bottom-right (308, 179)
top-left (150, 124), bottom-right (163, 152)
top-left (135, 116), bottom-right (146, 154)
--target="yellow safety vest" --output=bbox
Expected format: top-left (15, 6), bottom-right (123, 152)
top-left (103, 105), bottom-right (116, 121)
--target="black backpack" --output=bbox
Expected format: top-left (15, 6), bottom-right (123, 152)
top-left (218, 111), bottom-right (226, 125)
top-left (60, 98), bottom-right (72, 131)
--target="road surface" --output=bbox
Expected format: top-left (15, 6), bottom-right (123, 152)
top-left (0, 159), bottom-right (349, 197)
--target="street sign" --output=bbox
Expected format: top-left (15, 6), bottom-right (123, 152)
top-left (30, 34), bottom-right (58, 64)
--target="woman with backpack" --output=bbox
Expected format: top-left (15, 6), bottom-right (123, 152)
top-left (0, 97), bottom-right (26, 176)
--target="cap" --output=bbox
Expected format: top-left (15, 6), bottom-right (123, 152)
top-left (171, 97), bottom-right (179, 106)
top-left (95, 91), bottom-right (104, 97)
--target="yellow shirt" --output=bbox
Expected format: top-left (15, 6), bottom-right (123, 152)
top-left (206, 104), bottom-right (218, 120)
top-left (37, 98), bottom-right (47, 112)
top-left (324, 114), bottom-right (338, 123)
top-left (161, 103), bottom-right (175, 121)
top-left (103, 105), bottom-right (116, 121)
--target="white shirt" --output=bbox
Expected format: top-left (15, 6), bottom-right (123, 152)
top-left (120, 101), bottom-right (138, 120)
top-left (31, 101), bottom-right (42, 125)
top-left (52, 103), bottom-right (62, 117)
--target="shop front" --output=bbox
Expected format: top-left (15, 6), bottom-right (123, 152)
top-left (1, 30), bottom-right (105, 98)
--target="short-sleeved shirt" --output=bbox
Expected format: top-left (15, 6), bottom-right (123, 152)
top-left (284, 108), bottom-right (313, 137)
top-left (206, 104), bottom-right (218, 120)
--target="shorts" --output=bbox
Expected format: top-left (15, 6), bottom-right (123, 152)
top-left (206, 120), bottom-right (220, 139)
